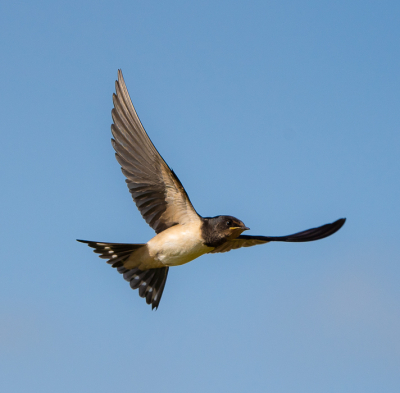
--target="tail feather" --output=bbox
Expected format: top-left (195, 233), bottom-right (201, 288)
top-left (77, 240), bottom-right (169, 309)
top-left (77, 240), bottom-right (144, 267)
top-left (119, 265), bottom-right (169, 310)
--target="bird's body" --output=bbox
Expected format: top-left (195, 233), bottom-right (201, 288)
top-left (128, 221), bottom-right (212, 270)
top-left (78, 70), bottom-right (346, 309)
top-left (148, 222), bottom-right (211, 266)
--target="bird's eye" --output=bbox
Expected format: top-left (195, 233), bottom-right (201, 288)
top-left (226, 220), bottom-right (232, 226)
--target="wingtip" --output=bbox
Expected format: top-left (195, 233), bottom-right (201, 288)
top-left (335, 217), bottom-right (346, 229)
top-left (117, 69), bottom-right (124, 82)
top-left (263, 217), bottom-right (347, 243)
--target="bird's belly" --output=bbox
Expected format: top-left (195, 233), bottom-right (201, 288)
top-left (147, 224), bottom-right (212, 266)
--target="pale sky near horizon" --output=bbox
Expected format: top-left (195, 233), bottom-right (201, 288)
top-left (1, 1), bottom-right (399, 392)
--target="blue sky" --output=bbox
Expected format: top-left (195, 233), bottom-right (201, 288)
top-left (1, 1), bottom-right (399, 392)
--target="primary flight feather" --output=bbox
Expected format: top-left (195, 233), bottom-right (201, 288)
top-left (78, 70), bottom-right (345, 310)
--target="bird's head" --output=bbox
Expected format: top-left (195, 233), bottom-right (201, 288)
top-left (217, 215), bottom-right (250, 239)
top-left (202, 215), bottom-right (250, 247)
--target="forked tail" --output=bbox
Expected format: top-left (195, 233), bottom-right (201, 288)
top-left (77, 240), bottom-right (169, 309)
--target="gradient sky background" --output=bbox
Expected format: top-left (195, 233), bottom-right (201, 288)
top-left (1, 1), bottom-right (399, 392)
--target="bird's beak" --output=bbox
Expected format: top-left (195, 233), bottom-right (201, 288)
top-left (230, 226), bottom-right (250, 231)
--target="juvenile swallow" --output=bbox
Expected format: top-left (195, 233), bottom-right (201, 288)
top-left (78, 70), bottom-right (346, 309)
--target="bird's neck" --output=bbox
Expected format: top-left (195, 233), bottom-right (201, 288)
top-left (201, 218), bottom-right (227, 248)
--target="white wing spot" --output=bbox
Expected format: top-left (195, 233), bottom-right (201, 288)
top-left (111, 255), bottom-right (117, 258)
top-left (108, 250), bottom-right (114, 254)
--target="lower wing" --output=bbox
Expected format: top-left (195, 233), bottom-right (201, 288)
top-left (210, 218), bottom-right (346, 253)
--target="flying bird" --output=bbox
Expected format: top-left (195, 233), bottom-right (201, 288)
top-left (78, 70), bottom-right (346, 310)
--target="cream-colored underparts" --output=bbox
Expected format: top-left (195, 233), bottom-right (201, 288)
top-left (124, 222), bottom-right (213, 270)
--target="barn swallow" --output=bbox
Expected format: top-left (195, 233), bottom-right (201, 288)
top-left (78, 70), bottom-right (346, 310)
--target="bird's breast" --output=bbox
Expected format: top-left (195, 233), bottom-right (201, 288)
top-left (147, 223), bottom-right (213, 266)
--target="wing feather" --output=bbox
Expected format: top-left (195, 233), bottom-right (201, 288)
top-left (211, 218), bottom-right (346, 253)
top-left (112, 70), bottom-right (200, 233)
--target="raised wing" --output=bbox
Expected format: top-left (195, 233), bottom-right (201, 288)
top-left (211, 218), bottom-right (346, 253)
top-left (111, 70), bottom-right (200, 234)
